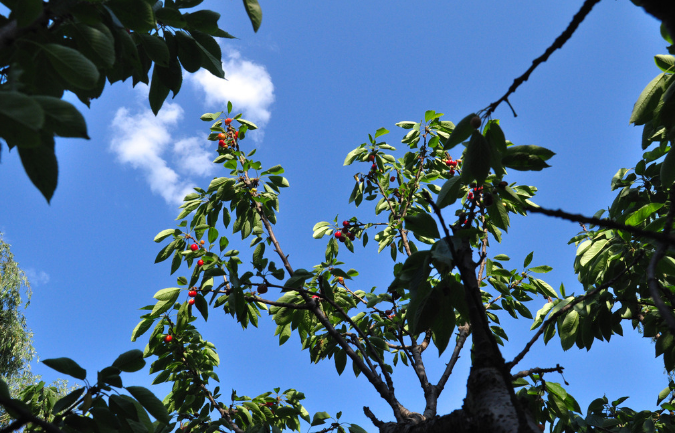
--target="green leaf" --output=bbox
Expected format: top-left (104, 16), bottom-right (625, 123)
top-left (523, 251), bottom-right (534, 268)
top-left (52, 387), bottom-right (85, 414)
top-left (310, 411), bottom-right (331, 426)
top-left (0, 91), bottom-right (45, 131)
top-left (155, 7), bottom-right (187, 28)
top-left (444, 113), bottom-right (477, 150)
top-left (625, 203), bottom-right (664, 226)
top-left (106, 0), bottom-right (156, 32)
top-left (149, 64), bottom-right (170, 115)
top-left (126, 386), bottom-right (171, 424)
top-left (137, 34), bottom-right (170, 67)
top-left (43, 357), bottom-right (87, 380)
top-left (436, 176), bottom-right (462, 208)
top-left (461, 131), bottom-right (491, 185)
top-left (131, 319), bottom-right (154, 342)
top-left (112, 350), bottom-right (146, 373)
top-left (374, 127), bottom-right (389, 138)
top-left (546, 382), bottom-right (568, 401)
top-left (42, 43), bottom-right (100, 89)
top-left (661, 147), bottom-right (675, 189)
top-left (529, 265), bottom-right (552, 273)
top-left (348, 425), bottom-right (368, 433)
top-left (242, 0), bottom-right (263, 32)
top-left (18, 136), bottom-right (58, 203)
top-left (33, 96), bottom-right (88, 139)
top-left (200, 112), bottom-right (222, 121)
top-left (235, 118), bottom-right (258, 130)
top-left (630, 73), bottom-right (667, 125)
top-left (154, 229), bottom-right (179, 243)
top-left (70, 23), bottom-right (116, 68)
top-left (343, 147), bottom-right (366, 166)
top-left (185, 9), bottom-right (220, 34)
top-left (658, 385), bottom-right (672, 404)
top-left (404, 213), bottom-right (440, 239)
top-left (560, 310), bottom-right (579, 351)
top-left (154, 288), bottom-right (181, 301)
top-left (655, 55), bottom-right (675, 72)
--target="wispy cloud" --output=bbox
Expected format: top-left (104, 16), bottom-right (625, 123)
top-left (109, 48), bottom-right (274, 205)
top-left (109, 103), bottom-right (217, 205)
top-left (187, 48), bottom-right (275, 142)
top-left (25, 269), bottom-right (50, 287)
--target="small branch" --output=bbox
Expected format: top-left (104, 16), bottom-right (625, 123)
top-left (507, 251), bottom-right (644, 370)
top-left (436, 324), bottom-right (470, 395)
top-left (647, 188), bottom-right (675, 335)
top-left (242, 295), bottom-right (312, 310)
top-left (363, 407), bottom-right (385, 428)
top-left (197, 382), bottom-right (244, 433)
top-left (485, 0), bottom-right (603, 117)
top-left (511, 364), bottom-right (564, 380)
top-left (0, 396), bottom-right (64, 433)
top-left (524, 204), bottom-right (675, 247)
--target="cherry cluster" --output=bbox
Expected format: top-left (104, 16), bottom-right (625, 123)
top-left (467, 185), bottom-right (494, 207)
top-left (334, 220), bottom-right (356, 242)
top-left (188, 240), bottom-right (205, 267)
top-left (444, 156), bottom-right (461, 176)
top-left (216, 118), bottom-right (238, 151)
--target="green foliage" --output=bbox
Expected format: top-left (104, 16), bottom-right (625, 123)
top-left (0, 0), bottom-right (262, 202)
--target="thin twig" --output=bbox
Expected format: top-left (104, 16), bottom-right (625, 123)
top-left (507, 251), bottom-right (644, 370)
top-left (511, 364), bottom-right (564, 380)
top-left (485, 0), bottom-right (603, 117)
top-left (525, 204), bottom-right (675, 247)
top-left (436, 324), bottom-right (470, 394)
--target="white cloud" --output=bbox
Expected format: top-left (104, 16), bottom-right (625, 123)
top-left (187, 48), bottom-right (275, 142)
top-left (25, 269), bottom-right (50, 287)
top-left (109, 103), bottom-right (217, 205)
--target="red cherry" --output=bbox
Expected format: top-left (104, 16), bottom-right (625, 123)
top-left (449, 169), bottom-right (455, 176)
top-left (371, 163), bottom-right (377, 170)
top-left (197, 259), bottom-right (204, 267)
top-left (369, 155), bottom-right (375, 161)
top-left (470, 116), bottom-right (481, 129)
top-left (218, 140), bottom-right (226, 148)
top-left (343, 220), bottom-right (350, 227)
top-left (234, 131), bottom-right (239, 138)
top-left (224, 118), bottom-right (232, 125)
top-left (334, 231), bottom-right (343, 238)
top-left (390, 176), bottom-right (396, 182)
top-left (311, 295), bottom-right (320, 299)
top-left (339, 236), bottom-right (345, 243)
top-left (164, 335), bottom-right (173, 343)
top-left (190, 244), bottom-right (199, 251)
top-left (188, 298), bottom-right (195, 305)
top-left (348, 232), bottom-right (355, 241)
top-left (188, 290), bottom-right (197, 297)
top-left (217, 133), bottom-right (226, 140)
top-left (468, 192), bottom-right (474, 201)
top-left (337, 277), bottom-right (344, 284)
top-left (445, 159), bottom-right (453, 166)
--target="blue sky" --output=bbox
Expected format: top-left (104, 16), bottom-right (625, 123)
top-left (0, 0), bottom-right (671, 429)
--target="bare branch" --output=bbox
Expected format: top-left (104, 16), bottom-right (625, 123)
top-left (436, 324), bottom-right (470, 394)
top-left (484, 0), bottom-right (603, 117)
top-left (511, 364), bottom-right (564, 380)
top-left (524, 204), bottom-right (675, 247)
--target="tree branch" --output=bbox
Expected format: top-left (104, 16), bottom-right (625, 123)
top-left (524, 204), bottom-right (675, 247)
top-left (0, 395), bottom-right (64, 433)
top-left (436, 324), bottom-right (470, 395)
top-left (511, 364), bottom-right (564, 380)
top-left (484, 0), bottom-right (603, 117)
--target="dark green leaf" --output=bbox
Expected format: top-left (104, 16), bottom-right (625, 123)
top-left (43, 357), bottom-right (87, 380)
top-left (444, 113), bottom-right (476, 150)
top-left (0, 91), bottom-right (45, 131)
top-left (661, 146), bottom-right (675, 189)
top-left (18, 136), bottom-right (58, 203)
top-left (42, 43), bottom-right (99, 89)
top-left (630, 73), bottom-right (667, 125)
top-left (106, 0), bottom-right (155, 32)
top-left (436, 176), bottom-right (462, 208)
top-left (149, 64), bottom-right (170, 115)
top-left (33, 96), bottom-right (88, 138)
top-left (131, 319), bottom-right (154, 342)
top-left (14, 0), bottom-right (42, 27)
top-left (155, 7), bottom-right (187, 28)
top-left (185, 9), bottom-right (220, 34)
top-left (52, 387), bottom-right (85, 414)
top-left (461, 131), bottom-right (491, 185)
top-left (112, 350), bottom-right (146, 373)
top-left (137, 34), bottom-right (170, 67)
top-left (311, 411), bottom-right (330, 426)
top-left (404, 212), bottom-right (440, 239)
top-left (126, 386), bottom-right (171, 424)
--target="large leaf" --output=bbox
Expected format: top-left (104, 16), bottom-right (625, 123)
top-left (630, 73), bottom-right (667, 125)
top-left (18, 136), bottom-right (58, 203)
top-left (404, 212), bottom-right (440, 239)
top-left (126, 386), bottom-right (171, 424)
top-left (436, 176), bottom-right (462, 208)
top-left (33, 96), bottom-right (88, 139)
top-left (0, 91), bottom-right (45, 131)
top-left (242, 0), bottom-right (263, 32)
top-left (112, 350), bottom-right (146, 372)
top-left (106, 0), bottom-right (156, 32)
top-left (70, 23), bottom-right (115, 68)
top-left (444, 113), bottom-right (476, 150)
top-left (43, 357), bottom-right (87, 380)
top-left (661, 146), bottom-right (675, 189)
top-left (42, 43), bottom-right (100, 90)
top-left (461, 131), bottom-right (491, 185)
